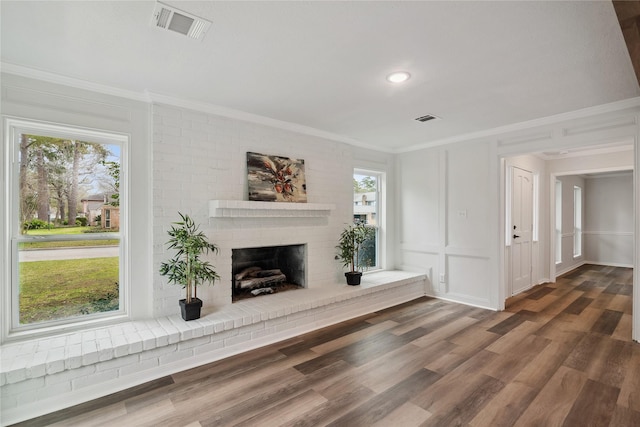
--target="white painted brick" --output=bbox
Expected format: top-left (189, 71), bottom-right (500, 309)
top-left (97, 338), bottom-right (115, 361)
top-left (16, 389), bottom-right (38, 406)
top-left (250, 326), bottom-right (277, 340)
top-left (1, 393), bottom-right (17, 410)
top-left (158, 348), bottom-right (193, 366)
top-left (224, 333), bottom-right (251, 347)
top-left (35, 379), bottom-right (72, 401)
top-left (72, 369), bottom-right (118, 390)
top-left (139, 329), bottom-right (157, 351)
top-left (45, 365), bottom-right (96, 386)
top-left (1, 377), bottom-right (44, 397)
top-left (45, 347), bottom-right (66, 375)
top-left (81, 340), bottom-right (100, 365)
top-left (124, 332), bottom-right (144, 354)
top-left (119, 357), bottom-right (159, 377)
top-left (139, 345), bottom-right (177, 362)
top-left (192, 339), bottom-right (224, 356)
top-left (96, 354), bottom-right (139, 372)
top-left (177, 336), bottom-right (211, 351)
top-left (112, 335), bottom-right (130, 358)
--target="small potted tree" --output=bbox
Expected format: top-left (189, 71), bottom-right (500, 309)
top-left (336, 222), bottom-right (376, 285)
top-left (160, 213), bottom-right (219, 320)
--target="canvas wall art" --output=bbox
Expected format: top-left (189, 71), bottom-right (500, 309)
top-left (247, 152), bottom-right (307, 203)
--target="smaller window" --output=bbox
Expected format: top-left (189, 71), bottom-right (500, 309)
top-left (574, 186), bottom-right (582, 258)
top-left (353, 170), bottom-right (383, 270)
top-left (555, 180), bottom-right (562, 264)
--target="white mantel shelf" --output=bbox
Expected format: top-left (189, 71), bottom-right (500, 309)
top-left (209, 200), bottom-right (335, 218)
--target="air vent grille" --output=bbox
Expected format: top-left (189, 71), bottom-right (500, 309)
top-left (152, 2), bottom-right (211, 41)
top-left (415, 114), bottom-right (440, 123)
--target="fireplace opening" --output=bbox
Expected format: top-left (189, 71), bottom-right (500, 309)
top-left (232, 244), bottom-right (306, 302)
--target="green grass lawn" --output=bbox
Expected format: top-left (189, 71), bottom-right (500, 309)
top-left (27, 226), bottom-right (87, 235)
top-left (19, 257), bottom-right (119, 324)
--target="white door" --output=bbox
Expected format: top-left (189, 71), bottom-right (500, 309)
top-left (511, 167), bottom-right (533, 295)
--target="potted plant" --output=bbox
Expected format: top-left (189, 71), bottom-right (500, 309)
top-left (160, 213), bottom-right (219, 320)
top-left (336, 222), bottom-right (376, 285)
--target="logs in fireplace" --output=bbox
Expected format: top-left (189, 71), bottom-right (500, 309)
top-left (232, 244), bottom-right (306, 302)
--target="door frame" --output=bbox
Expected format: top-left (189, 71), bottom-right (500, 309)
top-left (498, 142), bottom-right (637, 343)
top-left (507, 165), bottom-right (535, 296)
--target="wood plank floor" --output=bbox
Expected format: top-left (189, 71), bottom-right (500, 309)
top-left (15, 264), bottom-right (639, 427)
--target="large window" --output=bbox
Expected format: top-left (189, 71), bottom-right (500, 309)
top-left (353, 170), bottom-right (382, 270)
top-left (7, 119), bottom-right (126, 333)
top-left (574, 185), bottom-right (582, 258)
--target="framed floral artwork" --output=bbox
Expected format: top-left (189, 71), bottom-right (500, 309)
top-left (247, 152), bottom-right (307, 203)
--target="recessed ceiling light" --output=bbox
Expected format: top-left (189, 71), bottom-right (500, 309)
top-left (386, 71), bottom-right (411, 83)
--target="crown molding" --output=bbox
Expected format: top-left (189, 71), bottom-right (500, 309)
top-left (1, 62), bottom-right (391, 153)
top-left (396, 97), bottom-right (640, 153)
top-left (145, 91), bottom-right (391, 153)
top-left (4, 61), bottom-right (639, 155)
top-left (1, 62), bottom-right (151, 103)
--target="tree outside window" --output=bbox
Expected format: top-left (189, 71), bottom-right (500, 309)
top-left (10, 122), bottom-right (124, 329)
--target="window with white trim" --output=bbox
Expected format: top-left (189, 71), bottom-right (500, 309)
top-left (555, 179), bottom-right (562, 264)
top-left (7, 119), bottom-right (127, 332)
top-left (353, 170), bottom-right (383, 270)
top-left (574, 185), bottom-right (582, 258)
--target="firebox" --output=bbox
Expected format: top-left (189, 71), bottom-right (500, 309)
top-left (231, 244), bottom-right (306, 302)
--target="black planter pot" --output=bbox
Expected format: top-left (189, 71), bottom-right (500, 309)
top-left (345, 271), bottom-right (363, 286)
top-left (179, 298), bottom-right (203, 321)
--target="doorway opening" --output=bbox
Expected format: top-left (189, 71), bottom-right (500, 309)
top-left (500, 142), bottom-right (635, 343)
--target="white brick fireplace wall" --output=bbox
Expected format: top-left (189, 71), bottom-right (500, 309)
top-left (1, 90), bottom-right (427, 426)
top-left (153, 103), bottom-right (357, 317)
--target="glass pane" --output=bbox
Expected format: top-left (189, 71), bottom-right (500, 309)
top-left (18, 238), bottom-right (119, 324)
top-left (16, 133), bottom-right (121, 324)
top-left (358, 230), bottom-right (377, 269)
top-left (354, 172), bottom-right (379, 270)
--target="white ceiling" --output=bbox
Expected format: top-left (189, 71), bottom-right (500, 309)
top-left (2, 1), bottom-right (639, 152)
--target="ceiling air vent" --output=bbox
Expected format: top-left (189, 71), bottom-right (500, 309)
top-left (151, 2), bottom-right (211, 41)
top-left (415, 114), bottom-right (440, 123)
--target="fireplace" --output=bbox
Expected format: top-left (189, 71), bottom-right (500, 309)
top-left (232, 244), bottom-right (306, 302)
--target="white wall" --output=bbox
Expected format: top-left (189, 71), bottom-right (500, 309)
top-left (152, 103), bottom-right (395, 316)
top-left (397, 140), bottom-right (498, 308)
top-left (584, 173), bottom-right (634, 267)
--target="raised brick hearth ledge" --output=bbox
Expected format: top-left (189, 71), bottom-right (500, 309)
top-left (0, 270), bottom-right (427, 424)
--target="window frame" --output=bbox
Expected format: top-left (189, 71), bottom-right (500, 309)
top-left (555, 179), bottom-right (562, 264)
top-left (353, 168), bottom-right (385, 271)
top-left (4, 117), bottom-right (129, 338)
top-left (573, 185), bottom-right (582, 258)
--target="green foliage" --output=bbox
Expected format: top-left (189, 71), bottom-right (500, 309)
top-left (80, 282), bottom-right (119, 315)
top-left (336, 222), bottom-right (376, 272)
top-left (23, 219), bottom-right (53, 231)
top-left (353, 176), bottom-right (377, 193)
top-left (101, 160), bottom-right (120, 207)
top-left (159, 213), bottom-right (219, 303)
top-left (76, 217), bottom-right (88, 226)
